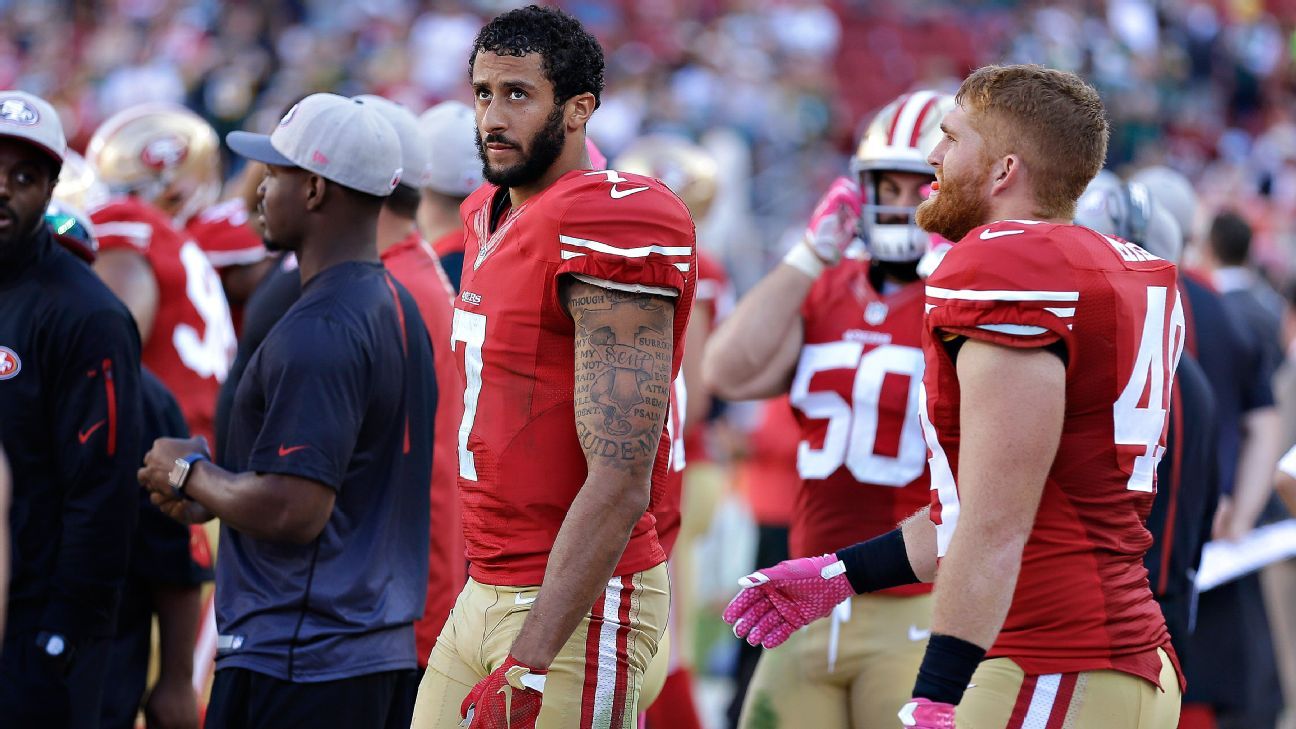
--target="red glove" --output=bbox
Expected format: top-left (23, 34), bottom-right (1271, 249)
top-left (801, 177), bottom-right (863, 265)
top-left (722, 554), bottom-right (854, 648)
top-left (898, 698), bottom-right (956, 728)
top-left (461, 655), bottom-right (547, 728)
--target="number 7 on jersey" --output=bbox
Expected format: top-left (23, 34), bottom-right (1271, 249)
top-left (452, 309), bottom-right (487, 481)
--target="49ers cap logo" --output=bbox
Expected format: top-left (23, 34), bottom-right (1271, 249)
top-left (0, 98), bottom-right (39, 126)
top-left (0, 346), bottom-right (21, 380)
top-left (140, 134), bottom-right (189, 170)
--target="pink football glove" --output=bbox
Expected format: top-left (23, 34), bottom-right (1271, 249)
top-left (898, 698), bottom-right (956, 729)
top-left (722, 554), bottom-right (854, 649)
top-left (461, 655), bottom-right (546, 728)
top-left (801, 177), bottom-right (864, 265)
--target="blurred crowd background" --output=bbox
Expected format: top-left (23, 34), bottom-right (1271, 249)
top-left (12, 0), bottom-right (1296, 286)
top-left (12, 0), bottom-right (1296, 725)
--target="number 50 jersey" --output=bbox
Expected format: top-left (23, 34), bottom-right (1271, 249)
top-left (790, 262), bottom-right (932, 597)
top-left (453, 169), bottom-right (696, 587)
top-left (923, 220), bottom-right (1182, 686)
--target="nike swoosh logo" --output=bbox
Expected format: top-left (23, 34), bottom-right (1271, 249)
top-left (609, 185), bottom-right (649, 199)
top-left (979, 229), bottom-right (1025, 240)
top-left (278, 444), bottom-right (309, 457)
top-left (515, 593), bottom-right (536, 606)
top-left (908, 625), bottom-right (932, 642)
top-left (78, 420), bottom-right (106, 444)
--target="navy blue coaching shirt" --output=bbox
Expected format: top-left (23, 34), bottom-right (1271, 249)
top-left (216, 261), bottom-right (435, 682)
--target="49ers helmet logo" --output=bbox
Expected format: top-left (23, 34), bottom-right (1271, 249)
top-left (0, 346), bottom-right (21, 380)
top-left (140, 134), bottom-right (189, 170)
top-left (0, 98), bottom-right (39, 126)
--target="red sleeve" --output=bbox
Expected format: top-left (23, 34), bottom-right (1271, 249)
top-left (90, 204), bottom-right (155, 255)
top-left (187, 200), bottom-right (267, 271)
top-left (924, 222), bottom-right (1078, 351)
top-left (553, 176), bottom-right (695, 296)
top-left (695, 249), bottom-right (734, 321)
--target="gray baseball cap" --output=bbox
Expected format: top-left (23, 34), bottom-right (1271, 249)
top-left (418, 101), bottom-right (483, 197)
top-left (0, 90), bottom-right (66, 165)
top-left (353, 94), bottom-right (431, 190)
top-left (226, 93), bottom-right (403, 197)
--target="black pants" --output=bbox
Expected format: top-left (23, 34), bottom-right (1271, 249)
top-left (205, 667), bottom-right (419, 729)
top-left (0, 629), bottom-right (111, 729)
top-left (98, 610), bottom-right (153, 729)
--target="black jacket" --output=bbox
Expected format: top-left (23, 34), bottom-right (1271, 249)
top-left (0, 225), bottom-right (143, 638)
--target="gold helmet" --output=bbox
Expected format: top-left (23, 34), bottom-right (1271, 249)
top-left (86, 103), bottom-right (221, 224)
top-left (612, 135), bottom-right (718, 220)
top-left (52, 150), bottom-right (109, 216)
top-left (850, 90), bottom-right (955, 262)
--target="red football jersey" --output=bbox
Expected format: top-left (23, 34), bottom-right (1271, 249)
top-left (453, 169), bottom-right (696, 586)
top-left (92, 197), bottom-right (235, 445)
top-left (381, 233), bottom-right (466, 666)
top-left (790, 261), bottom-right (932, 596)
top-left (185, 198), bottom-right (267, 272)
top-left (681, 250), bottom-right (733, 463)
top-left (656, 374), bottom-right (687, 558)
top-left (923, 220), bottom-right (1182, 684)
top-left (185, 198), bottom-right (268, 335)
top-left (431, 228), bottom-right (466, 259)
top-left (655, 251), bottom-right (730, 556)
top-left (742, 396), bottom-right (802, 527)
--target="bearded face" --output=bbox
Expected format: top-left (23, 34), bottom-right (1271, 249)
top-left (477, 105), bottom-right (567, 189)
top-left (916, 149), bottom-right (994, 243)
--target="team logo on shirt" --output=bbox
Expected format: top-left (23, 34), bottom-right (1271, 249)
top-left (0, 98), bottom-right (38, 126)
top-left (140, 134), bottom-right (189, 170)
top-left (0, 347), bottom-right (21, 380)
top-left (864, 301), bottom-right (889, 326)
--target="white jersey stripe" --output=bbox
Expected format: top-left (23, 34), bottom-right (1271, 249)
top-left (559, 234), bottom-right (692, 259)
top-left (926, 286), bottom-right (1079, 302)
top-left (1044, 307), bottom-right (1076, 318)
top-left (1021, 673), bottom-right (1062, 728)
top-left (560, 250), bottom-right (584, 260)
top-left (94, 221), bottom-right (153, 248)
top-left (978, 324), bottom-right (1050, 336)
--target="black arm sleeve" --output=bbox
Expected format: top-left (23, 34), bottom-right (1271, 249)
top-left (42, 309), bottom-right (143, 637)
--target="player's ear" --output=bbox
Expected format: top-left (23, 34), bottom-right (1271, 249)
top-left (565, 92), bottom-right (596, 131)
top-left (990, 154), bottom-right (1020, 197)
top-left (304, 173), bottom-right (326, 212)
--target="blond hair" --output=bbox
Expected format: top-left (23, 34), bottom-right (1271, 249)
top-left (956, 65), bottom-right (1109, 220)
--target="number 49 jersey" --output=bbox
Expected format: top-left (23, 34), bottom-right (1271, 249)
top-left (453, 169), bottom-right (696, 587)
top-left (923, 220), bottom-right (1183, 685)
top-left (790, 262), bottom-right (931, 597)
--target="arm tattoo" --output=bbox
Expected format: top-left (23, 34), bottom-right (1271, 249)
top-left (565, 280), bottom-right (675, 473)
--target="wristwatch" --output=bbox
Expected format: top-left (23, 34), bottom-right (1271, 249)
top-left (168, 452), bottom-right (208, 500)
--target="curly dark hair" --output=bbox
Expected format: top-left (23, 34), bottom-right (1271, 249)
top-left (469, 4), bottom-right (605, 108)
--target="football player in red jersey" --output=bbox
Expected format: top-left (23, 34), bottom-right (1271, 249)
top-left (85, 107), bottom-right (236, 446)
top-left (418, 100), bottom-right (483, 294)
top-left (410, 6), bottom-right (696, 729)
top-left (613, 135), bottom-right (726, 729)
top-left (724, 65), bottom-right (1184, 728)
top-left (704, 90), bottom-right (953, 729)
top-left (355, 92), bottom-right (469, 675)
top-left (86, 104), bottom-right (272, 332)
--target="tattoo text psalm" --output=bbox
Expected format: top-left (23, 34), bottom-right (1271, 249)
top-left (568, 283), bottom-right (675, 470)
